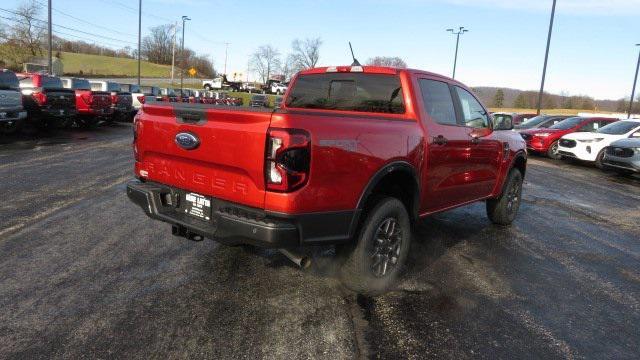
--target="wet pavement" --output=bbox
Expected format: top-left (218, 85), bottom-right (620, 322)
top-left (1, 125), bottom-right (639, 359)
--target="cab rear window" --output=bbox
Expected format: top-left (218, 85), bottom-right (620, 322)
top-left (41, 76), bottom-right (63, 89)
top-left (0, 71), bottom-right (19, 89)
top-left (286, 73), bottom-right (405, 114)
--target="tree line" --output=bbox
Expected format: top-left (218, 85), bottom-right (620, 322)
top-left (480, 87), bottom-right (637, 112)
top-left (247, 38), bottom-right (407, 82)
top-left (0, 0), bottom-right (215, 77)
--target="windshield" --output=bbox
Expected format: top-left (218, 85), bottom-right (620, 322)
top-left (0, 71), bottom-right (19, 89)
top-left (516, 116), bottom-right (549, 128)
top-left (597, 121), bottom-right (640, 135)
top-left (286, 73), bottom-right (405, 114)
top-left (550, 117), bottom-right (583, 130)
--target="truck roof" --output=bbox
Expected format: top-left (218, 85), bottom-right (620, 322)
top-left (296, 65), bottom-right (460, 85)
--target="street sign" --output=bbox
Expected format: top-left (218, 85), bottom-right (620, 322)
top-left (188, 67), bottom-right (197, 76)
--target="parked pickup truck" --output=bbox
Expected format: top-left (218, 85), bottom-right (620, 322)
top-left (61, 77), bottom-right (113, 128)
top-left (18, 73), bottom-right (77, 132)
top-left (89, 81), bottom-right (133, 123)
top-left (0, 69), bottom-right (27, 135)
top-left (127, 65), bottom-right (527, 294)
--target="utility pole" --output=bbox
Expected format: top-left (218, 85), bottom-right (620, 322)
top-left (224, 42), bottom-right (229, 75)
top-left (537, 0), bottom-right (557, 115)
top-left (137, 0), bottom-right (142, 85)
top-left (47, 0), bottom-right (52, 75)
top-left (628, 44), bottom-right (640, 118)
top-left (180, 15), bottom-right (190, 96)
top-left (446, 26), bottom-right (468, 79)
top-left (171, 21), bottom-right (177, 84)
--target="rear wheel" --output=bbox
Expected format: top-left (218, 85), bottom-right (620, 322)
top-left (0, 120), bottom-right (22, 135)
top-left (547, 141), bottom-right (561, 159)
top-left (594, 149), bottom-right (606, 169)
top-left (486, 169), bottom-right (523, 225)
top-left (338, 197), bottom-right (411, 295)
top-left (76, 116), bottom-right (99, 129)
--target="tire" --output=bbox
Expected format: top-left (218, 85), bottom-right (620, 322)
top-left (547, 141), bottom-right (561, 159)
top-left (77, 116), bottom-right (98, 129)
top-left (338, 197), bottom-right (411, 295)
top-left (0, 120), bottom-right (22, 135)
top-left (594, 149), bottom-right (606, 169)
top-left (486, 169), bottom-right (523, 225)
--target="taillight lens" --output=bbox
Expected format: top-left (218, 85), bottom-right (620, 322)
top-left (81, 93), bottom-right (93, 105)
top-left (137, 95), bottom-right (146, 104)
top-left (265, 128), bottom-right (311, 192)
top-left (133, 115), bottom-right (141, 161)
top-left (111, 94), bottom-right (118, 104)
top-left (32, 92), bottom-right (47, 105)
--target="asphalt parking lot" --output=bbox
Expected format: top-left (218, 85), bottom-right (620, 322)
top-left (1, 124), bottom-right (639, 359)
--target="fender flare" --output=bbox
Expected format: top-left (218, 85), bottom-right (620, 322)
top-left (355, 161), bottom-right (421, 221)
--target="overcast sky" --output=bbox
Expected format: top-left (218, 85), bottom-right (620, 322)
top-left (2, 0), bottom-right (639, 100)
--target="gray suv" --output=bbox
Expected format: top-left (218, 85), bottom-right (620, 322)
top-left (0, 69), bottom-right (28, 135)
top-left (602, 137), bottom-right (640, 175)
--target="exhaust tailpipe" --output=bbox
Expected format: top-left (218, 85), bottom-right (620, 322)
top-left (279, 249), bottom-right (311, 269)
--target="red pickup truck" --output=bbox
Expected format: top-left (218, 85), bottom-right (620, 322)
top-left (127, 66), bottom-right (527, 293)
top-left (61, 77), bottom-right (113, 128)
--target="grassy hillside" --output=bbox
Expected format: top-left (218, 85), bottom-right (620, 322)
top-left (60, 52), bottom-right (173, 77)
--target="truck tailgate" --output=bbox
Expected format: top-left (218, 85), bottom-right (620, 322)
top-left (135, 103), bottom-right (273, 209)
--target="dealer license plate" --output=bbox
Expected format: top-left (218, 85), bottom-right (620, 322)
top-left (184, 192), bottom-right (211, 221)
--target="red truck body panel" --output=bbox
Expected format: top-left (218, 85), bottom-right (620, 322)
top-left (134, 67), bottom-right (524, 218)
top-left (73, 89), bottom-right (113, 116)
top-left (129, 66), bottom-right (526, 250)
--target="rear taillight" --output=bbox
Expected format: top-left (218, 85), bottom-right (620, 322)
top-left (265, 128), bottom-right (311, 192)
top-left (137, 95), bottom-right (146, 104)
top-left (32, 92), bottom-right (47, 105)
top-left (111, 94), bottom-right (118, 104)
top-left (81, 93), bottom-right (93, 105)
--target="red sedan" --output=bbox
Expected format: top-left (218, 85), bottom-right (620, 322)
top-left (520, 117), bottom-right (618, 159)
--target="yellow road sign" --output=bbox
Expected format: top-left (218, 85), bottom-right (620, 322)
top-left (188, 67), bottom-right (197, 76)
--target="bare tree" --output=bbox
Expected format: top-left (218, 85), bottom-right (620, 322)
top-left (141, 24), bottom-right (174, 64)
top-left (289, 37), bottom-right (322, 72)
top-left (10, 0), bottom-right (45, 57)
top-left (366, 56), bottom-right (407, 68)
top-left (280, 54), bottom-right (298, 81)
top-left (249, 45), bottom-right (281, 83)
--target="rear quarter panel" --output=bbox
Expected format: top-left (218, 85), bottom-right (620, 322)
top-left (266, 110), bottom-right (423, 213)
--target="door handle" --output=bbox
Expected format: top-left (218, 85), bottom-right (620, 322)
top-left (433, 135), bottom-right (448, 145)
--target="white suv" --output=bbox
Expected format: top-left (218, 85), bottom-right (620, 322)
top-left (558, 119), bottom-right (640, 168)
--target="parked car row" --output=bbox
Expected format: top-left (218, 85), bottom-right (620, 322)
top-left (515, 114), bottom-right (640, 175)
top-left (0, 69), bottom-right (148, 135)
top-left (154, 88), bottom-right (243, 106)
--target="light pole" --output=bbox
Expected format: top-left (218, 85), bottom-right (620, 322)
top-left (137, 0), bottom-right (142, 85)
top-left (224, 42), bottom-right (230, 75)
top-left (447, 26), bottom-right (468, 79)
top-left (180, 15), bottom-right (190, 96)
top-left (47, 0), bottom-right (52, 75)
top-left (628, 44), bottom-right (640, 118)
top-left (536, 0), bottom-right (557, 115)
top-left (170, 21), bottom-right (177, 84)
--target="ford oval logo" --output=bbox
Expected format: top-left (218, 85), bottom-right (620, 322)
top-left (175, 132), bottom-right (200, 150)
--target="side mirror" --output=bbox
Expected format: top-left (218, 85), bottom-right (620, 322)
top-left (494, 116), bottom-right (513, 131)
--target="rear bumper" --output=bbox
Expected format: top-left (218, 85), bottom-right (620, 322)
top-left (78, 107), bottom-right (114, 116)
top-left (0, 108), bottom-right (27, 122)
top-left (126, 180), bottom-right (358, 248)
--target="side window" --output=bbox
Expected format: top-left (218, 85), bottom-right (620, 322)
top-left (454, 86), bottom-right (490, 129)
top-left (577, 121), bottom-right (596, 132)
top-left (418, 79), bottom-right (457, 126)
